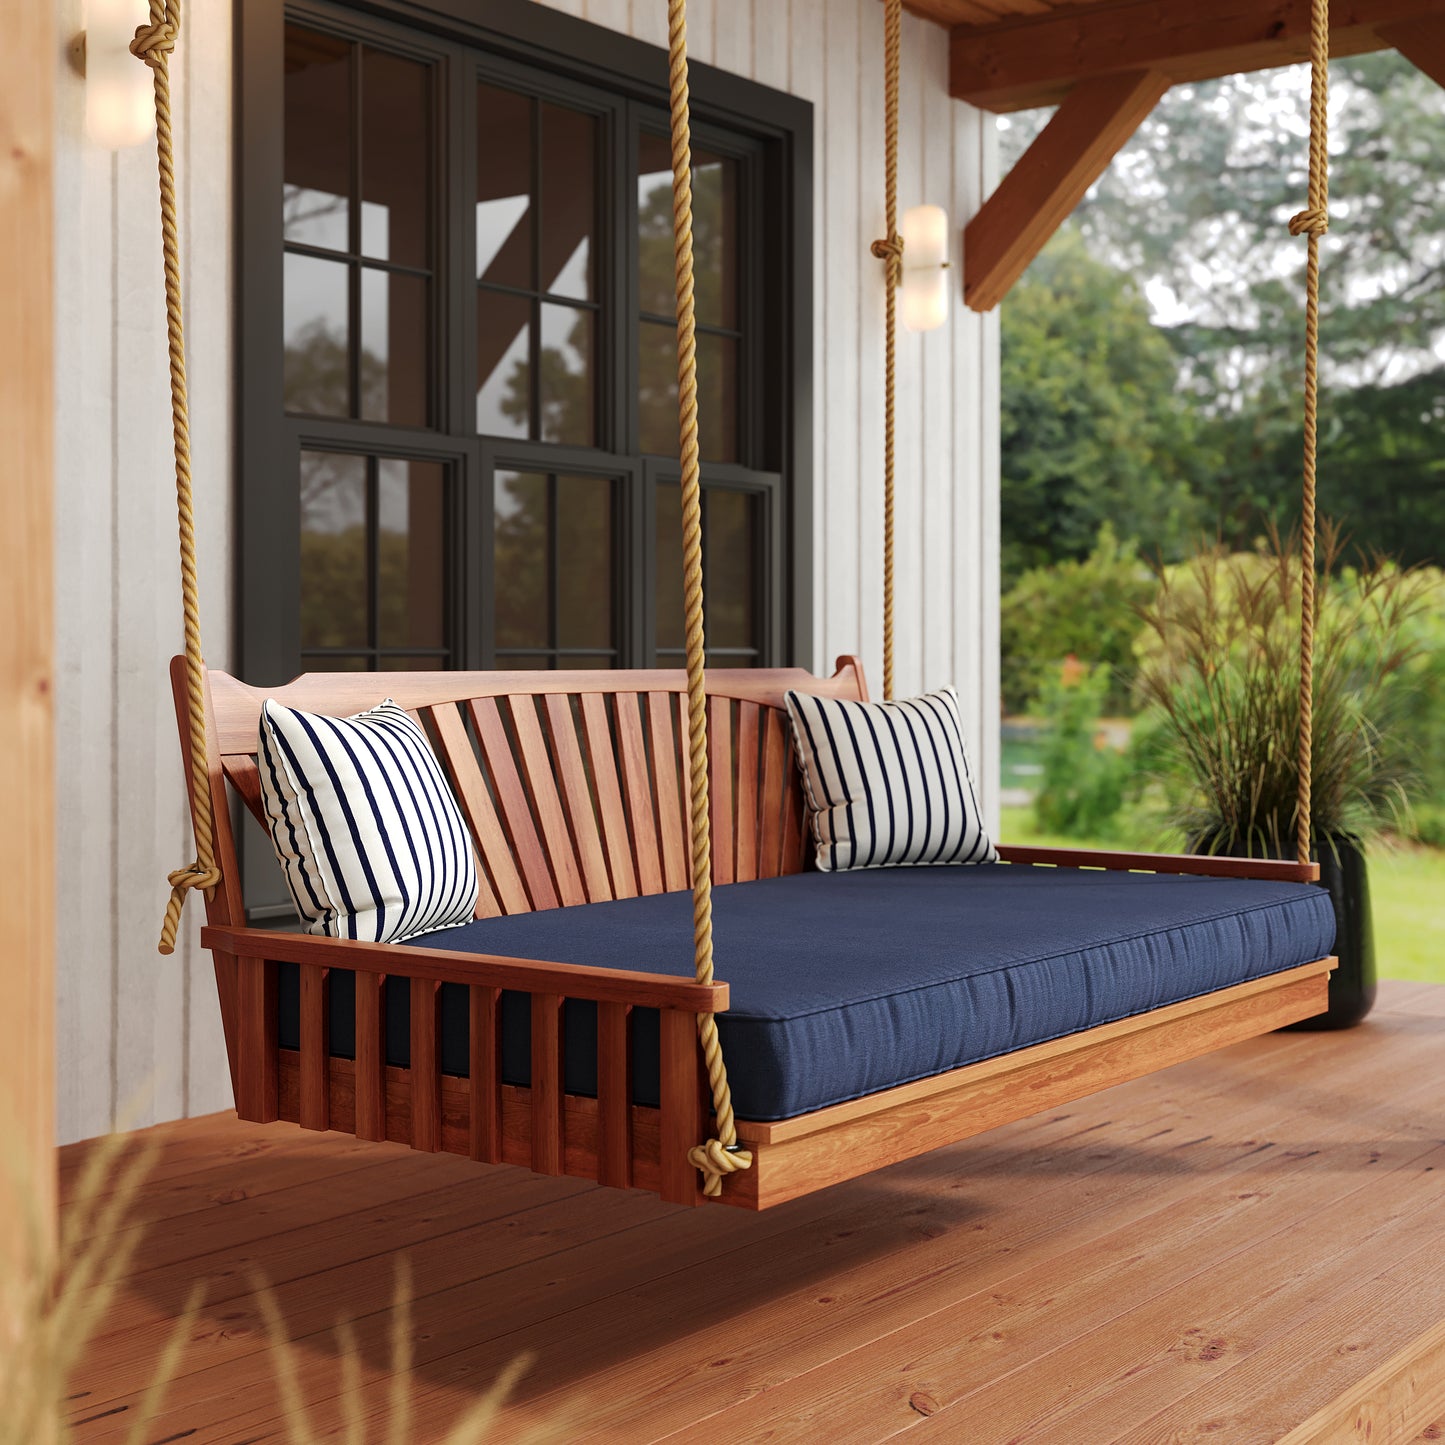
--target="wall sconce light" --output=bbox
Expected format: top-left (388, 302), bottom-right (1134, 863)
top-left (74, 0), bottom-right (155, 150)
top-left (898, 204), bottom-right (950, 333)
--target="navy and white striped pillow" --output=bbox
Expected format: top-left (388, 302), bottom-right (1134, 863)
top-left (258, 698), bottom-right (479, 943)
top-left (784, 686), bottom-right (996, 872)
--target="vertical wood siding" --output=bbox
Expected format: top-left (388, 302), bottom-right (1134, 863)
top-left (50, 0), bottom-right (1000, 1144)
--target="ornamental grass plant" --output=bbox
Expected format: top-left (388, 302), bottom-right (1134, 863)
top-left (2, 1126), bottom-right (540, 1444)
top-left (1134, 523), bottom-right (1431, 858)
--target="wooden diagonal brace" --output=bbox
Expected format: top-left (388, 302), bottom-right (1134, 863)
top-left (1380, 15), bottom-right (1445, 87)
top-left (963, 68), bottom-right (1169, 313)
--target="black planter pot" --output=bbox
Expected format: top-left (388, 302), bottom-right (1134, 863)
top-left (1280, 836), bottom-right (1377, 1031)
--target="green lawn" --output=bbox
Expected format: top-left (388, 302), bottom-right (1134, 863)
top-left (998, 806), bottom-right (1444, 985)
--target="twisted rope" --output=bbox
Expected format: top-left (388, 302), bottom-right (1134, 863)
top-left (131, 1), bottom-right (220, 954)
top-left (1288, 0), bottom-right (1330, 870)
top-left (666, 0), bottom-right (752, 1198)
top-left (870, 0), bottom-right (903, 701)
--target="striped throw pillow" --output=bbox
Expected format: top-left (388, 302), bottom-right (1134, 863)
top-left (258, 698), bottom-right (479, 943)
top-left (784, 686), bottom-right (996, 872)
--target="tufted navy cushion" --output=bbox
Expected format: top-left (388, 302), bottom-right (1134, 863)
top-left (279, 863), bottom-right (1335, 1122)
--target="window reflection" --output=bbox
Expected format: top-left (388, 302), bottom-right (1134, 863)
top-left (283, 27), bottom-right (350, 252)
top-left (300, 451), bottom-right (368, 650)
top-left (655, 482), bottom-right (760, 665)
top-left (284, 253), bottom-right (350, 416)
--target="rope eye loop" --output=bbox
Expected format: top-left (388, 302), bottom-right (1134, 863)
top-left (130, 21), bottom-right (177, 67)
top-left (1288, 207), bottom-right (1329, 238)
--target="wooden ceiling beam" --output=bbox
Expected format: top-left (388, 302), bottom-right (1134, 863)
top-left (963, 67), bottom-right (1168, 311)
top-left (950, 0), bottom-right (1445, 112)
top-left (1380, 13), bottom-right (1445, 85)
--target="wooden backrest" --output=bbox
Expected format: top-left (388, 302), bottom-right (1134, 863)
top-left (174, 659), bottom-right (869, 921)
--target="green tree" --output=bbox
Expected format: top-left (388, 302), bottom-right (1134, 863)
top-left (1000, 228), bottom-right (1205, 581)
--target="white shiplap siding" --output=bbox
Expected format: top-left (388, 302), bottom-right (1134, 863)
top-left (50, 0), bottom-right (1000, 1144)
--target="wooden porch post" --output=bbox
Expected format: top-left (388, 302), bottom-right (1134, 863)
top-left (0, 0), bottom-right (57, 1281)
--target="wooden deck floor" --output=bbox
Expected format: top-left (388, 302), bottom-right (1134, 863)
top-left (65, 979), bottom-right (1445, 1444)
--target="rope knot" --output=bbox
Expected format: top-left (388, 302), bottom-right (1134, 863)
top-left (130, 21), bottom-right (177, 67)
top-left (687, 1138), bottom-right (754, 1197)
top-left (1288, 207), bottom-right (1329, 238)
top-left (157, 858), bottom-right (221, 955)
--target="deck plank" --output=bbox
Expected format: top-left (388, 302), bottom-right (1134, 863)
top-left (64, 981), bottom-right (1445, 1445)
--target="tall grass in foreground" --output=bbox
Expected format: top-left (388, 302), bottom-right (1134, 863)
top-left (2, 1129), bottom-right (543, 1444)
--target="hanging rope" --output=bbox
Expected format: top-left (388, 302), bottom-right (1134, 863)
top-left (131, 0), bottom-right (220, 956)
top-left (665, 0), bottom-right (752, 1197)
top-left (1288, 0), bottom-right (1330, 871)
top-left (869, 0), bottom-right (904, 702)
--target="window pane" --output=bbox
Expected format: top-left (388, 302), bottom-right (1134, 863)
top-left (494, 654), bottom-right (552, 670)
top-left (637, 133), bottom-right (736, 327)
top-left (539, 304), bottom-right (594, 446)
top-left (377, 459), bottom-right (446, 651)
top-left (300, 451), bottom-right (368, 650)
top-left (380, 654), bottom-right (449, 671)
top-left (360, 48), bottom-right (430, 268)
top-left (638, 320), bottom-right (736, 462)
top-left (494, 471), bottom-right (548, 650)
top-left (539, 103), bottom-right (595, 302)
top-left (698, 331), bottom-right (738, 463)
top-left (654, 481), bottom-right (684, 655)
top-left (302, 654), bottom-right (370, 672)
top-left (361, 268), bottom-right (428, 427)
top-left (556, 476), bottom-right (613, 651)
top-left (477, 289), bottom-right (532, 438)
top-left (284, 26), bottom-right (351, 253)
top-left (477, 84), bottom-right (533, 289)
top-left (285, 253), bottom-right (350, 416)
top-left (705, 489), bottom-right (757, 651)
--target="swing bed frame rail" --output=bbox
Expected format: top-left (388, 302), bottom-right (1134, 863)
top-left (175, 656), bottom-right (1334, 1211)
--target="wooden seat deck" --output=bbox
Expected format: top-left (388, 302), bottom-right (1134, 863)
top-left (66, 980), bottom-right (1445, 1444)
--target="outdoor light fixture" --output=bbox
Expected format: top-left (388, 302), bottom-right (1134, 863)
top-left (77, 0), bottom-right (155, 150)
top-left (898, 204), bottom-right (950, 332)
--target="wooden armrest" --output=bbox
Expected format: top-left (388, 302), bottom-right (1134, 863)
top-left (201, 925), bottom-right (729, 1012)
top-left (994, 844), bottom-right (1320, 884)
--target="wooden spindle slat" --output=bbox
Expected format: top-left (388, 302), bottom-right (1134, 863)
top-left (735, 701), bottom-right (760, 883)
top-left (759, 708), bottom-right (788, 878)
top-left (469, 984), bottom-right (503, 1164)
top-left (596, 1001), bottom-right (633, 1189)
top-left (542, 694), bottom-right (612, 903)
top-left (470, 697), bottom-right (560, 912)
top-left (410, 977), bottom-right (442, 1153)
top-left (298, 963), bottom-right (330, 1132)
top-left (781, 746), bottom-right (808, 876)
top-left (354, 970), bottom-right (387, 1142)
top-left (615, 694), bottom-right (664, 896)
top-left (651, 693), bottom-right (688, 892)
top-left (426, 702), bottom-right (528, 914)
top-left (509, 696), bottom-right (587, 906)
top-left (659, 1009), bottom-right (704, 1207)
top-left (236, 956), bottom-right (278, 1124)
top-left (580, 692), bottom-right (638, 900)
top-left (709, 694), bottom-right (735, 885)
top-left (530, 992), bottom-right (565, 1176)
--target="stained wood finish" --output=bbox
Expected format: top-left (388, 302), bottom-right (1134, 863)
top-left (297, 964), bottom-right (330, 1133)
top-left (996, 843), bottom-right (1321, 883)
top-left (945, 0), bottom-right (1437, 112)
top-left (184, 654), bottom-right (1332, 1210)
top-left (963, 68), bottom-right (1169, 311)
top-left (353, 970), bottom-right (387, 1142)
top-left (64, 982), bottom-right (1445, 1445)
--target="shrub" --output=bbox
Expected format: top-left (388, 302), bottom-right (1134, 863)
top-left (1032, 660), bottom-right (1133, 840)
top-left (1001, 525), bottom-right (1155, 715)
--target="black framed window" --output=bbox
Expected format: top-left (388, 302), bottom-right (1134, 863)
top-left (239, 0), bottom-right (813, 694)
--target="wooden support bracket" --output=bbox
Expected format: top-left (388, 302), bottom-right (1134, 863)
top-left (1380, 15), bottom-right (1445, 87)
top-left (963, 68), bottom-right (1169, 312)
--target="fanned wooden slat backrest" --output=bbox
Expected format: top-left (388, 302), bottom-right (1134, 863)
top-left (191, 659), bottom-right (869, 920)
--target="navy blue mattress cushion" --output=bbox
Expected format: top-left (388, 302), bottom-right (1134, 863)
top-left (277, 864), bottom-right (1335, 1122)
